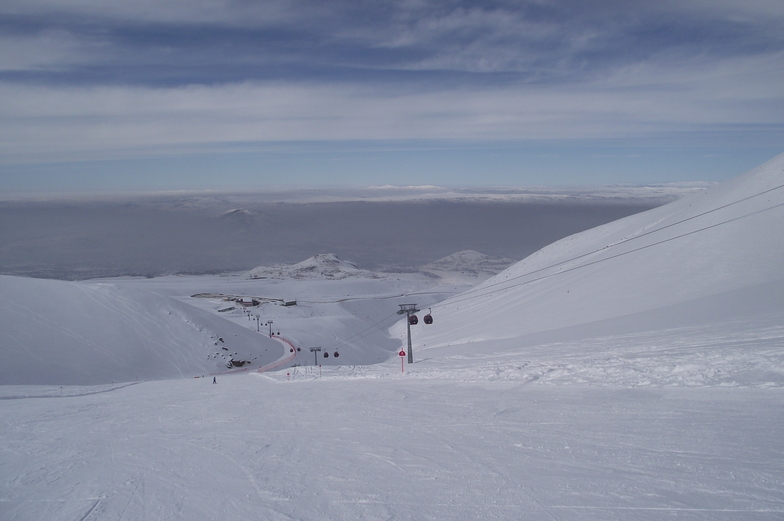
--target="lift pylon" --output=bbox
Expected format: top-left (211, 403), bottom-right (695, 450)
top-left (397, 304), bottom-right (419, 364)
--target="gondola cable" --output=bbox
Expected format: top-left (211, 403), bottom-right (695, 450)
top-left (322, 310), bottom-right (402, 351)
top-left (318, 183), bottom-right (784, 351)
top-left (427, 182), bottom-right (784, 309)
top-left (441, 199), bottom-right (784, 308)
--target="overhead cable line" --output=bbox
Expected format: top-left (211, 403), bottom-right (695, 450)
top-left (439, 199), bottom-right (784, 308)
top-left (321, 183), bottom-right (784, 350)
top-left (323, 311), bottom-right (402, 351)
top-left (431, 182), bottom-right (784, 308)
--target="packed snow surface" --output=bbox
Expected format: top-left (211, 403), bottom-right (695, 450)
top-left (4, 377), bottom-right (783, 520)
top-left (2, 154), bottom-right (784, 520)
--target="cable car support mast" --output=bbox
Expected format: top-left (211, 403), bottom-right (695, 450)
top-left (398, 303), bottom-right (419, 364)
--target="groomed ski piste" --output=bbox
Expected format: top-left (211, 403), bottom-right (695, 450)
top-left (2, 153), bottom-right (784, 520)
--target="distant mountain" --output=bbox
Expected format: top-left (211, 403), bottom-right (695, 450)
top-left (249, 253), bottom-right (382, 280)
top-left (421, 250), bottom-right (515, 280)
top-left (218, 208), bottom-right (256, 227)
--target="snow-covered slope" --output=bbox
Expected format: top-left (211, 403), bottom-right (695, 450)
top-left (0, 268), bottom-right (463, 385)
top-left (0, 276), bottom-right (285, 385)
top-left (413, 152), bottom-right (784, 348)
top-left (249, 253), bottom-right (381, 280)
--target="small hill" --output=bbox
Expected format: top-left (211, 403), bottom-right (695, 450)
top-left (0, 275), bottom-right (285, 385)
top-left (218, 208), bottom-right (256, 227)
top-left (0, 277), bottom-right (207, 384)
top-left (249, 253), bottom-right (381, 280)
top-left (421, 250), bottom-right (515, 281)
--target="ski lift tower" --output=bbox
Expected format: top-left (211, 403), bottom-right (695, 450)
top-left (398, 303), bottom-right (419, 364)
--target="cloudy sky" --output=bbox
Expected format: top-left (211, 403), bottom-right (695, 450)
top-left (1, 0), bottom-right (783, 193)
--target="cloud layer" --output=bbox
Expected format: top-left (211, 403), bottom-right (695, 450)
top-left (1, 1), bottom-right (783, 185)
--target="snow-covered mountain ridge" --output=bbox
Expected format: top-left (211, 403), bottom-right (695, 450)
top-left (249, 253), bottom-right (382, 279)
top-left (249, 250), bottom-right (515, 282)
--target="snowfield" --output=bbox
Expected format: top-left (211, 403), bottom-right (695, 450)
top-left (3, 377), bottom-right (783, 520)
top-left (2, 154), bottom-right (784, 520)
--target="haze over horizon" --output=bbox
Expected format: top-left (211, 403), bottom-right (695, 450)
top-left (2, 0), bottom-right (783, 193)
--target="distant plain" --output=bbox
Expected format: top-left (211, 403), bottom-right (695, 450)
top-left (0, 189), bottom-right (677, 280)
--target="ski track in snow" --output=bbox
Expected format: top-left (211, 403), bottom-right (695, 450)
top-left (3, 376), bottom-right (783, 520)
top-left (257, 336), bottom-right (298, 373)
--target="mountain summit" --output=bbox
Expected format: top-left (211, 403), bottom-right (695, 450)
top-left (249, 253), bottom-right (380, 280)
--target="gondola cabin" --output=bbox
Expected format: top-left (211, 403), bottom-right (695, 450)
top-left (423, 313), bottom-right (433, 325)
top-left (408, 314), bottom-right (419, 325)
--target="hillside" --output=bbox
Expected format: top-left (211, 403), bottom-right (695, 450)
top-left (410, 153), bottom-right (784, 350)
top-left (249, 253), bottom-right (381, 280)
top-left (0, 276), bottom-right (285, 385)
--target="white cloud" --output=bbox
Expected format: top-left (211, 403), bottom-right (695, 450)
top-left (2, 1), bottom-right (782, 166)
top-left (0, 31), bottom-right (101, 71)
top-left (666, 0), bottom-right (784, 20)
top-left (0, 0), bottom-right (296, 27)
top-left (2, 55), bottom-right (782, 165)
